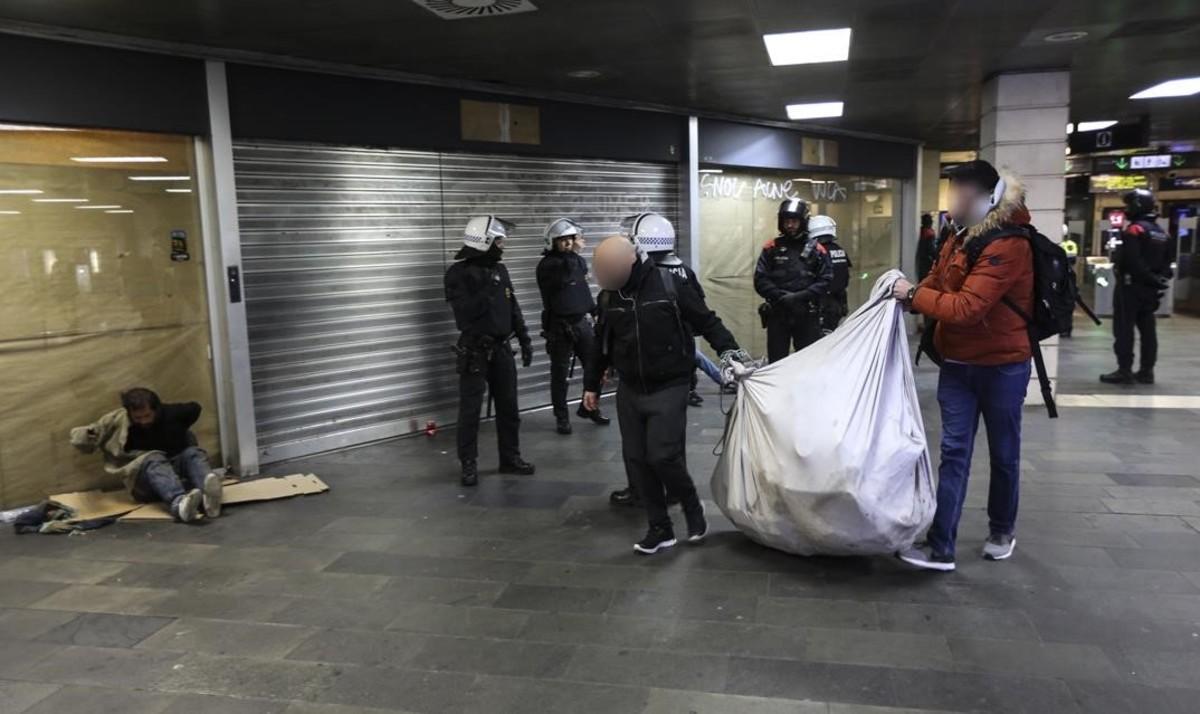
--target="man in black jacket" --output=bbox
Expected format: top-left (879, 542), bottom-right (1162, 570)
top-left (444, 215), bottom-right (536, 486)
top-left (755, 198), bottom-right (834, 362)
top-left (536, 218), bottom-right (609, 435)
top-left (583, 236), bottom-right (749, 554)
top-left (1101, 189), bottom-right (1173, 385)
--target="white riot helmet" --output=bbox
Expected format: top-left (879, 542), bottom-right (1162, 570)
top-left (462, 215), bottom-right (513, 252)
top-left (807, 215), bottom-right (837, 241)
top-left (544, 218), bottom-right (582, 250)
top-left (619, 212), bottom-right (675, 253)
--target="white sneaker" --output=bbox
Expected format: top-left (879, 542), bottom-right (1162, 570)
top-left (982, 534), bottom-right (1016, 561)
top-left (201, 472), bottom-right (223, 518)
top-left (172, 489), bottom-right (202, 523)
top-left (896, 546), bottom-right (956, 572)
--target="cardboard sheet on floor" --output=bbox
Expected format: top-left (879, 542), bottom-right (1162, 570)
top-left (46, 473), bottom-right (328, 523)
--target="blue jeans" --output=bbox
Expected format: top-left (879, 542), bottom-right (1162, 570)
top-left (694, 348), bottom-right (723, 386)
top-left (131, 447), bottom-right (212, 507)
top-left (928, 360), bottom-right (1031, 558)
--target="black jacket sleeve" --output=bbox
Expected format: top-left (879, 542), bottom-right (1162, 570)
top-left (1117, 224), bottom-right (1161, 288)
top-left (444, 264), bottom-right (492, 325)
top-left (795, 246), bottom-right (834, 303)
top-left (677, 279), bottom-right (739, 355)
top-left (165, 402), bottom-right (202, 429)
top-left (683, 264), bottom-right (706, 300)
top-left (583, 294), bottom-right (610, 392)
top-left (753, 247), bottom-right (785, 303)
top-left (502, 266), bottom-right (531, 346)
top-left (535, 255), bottom-right (556, 319)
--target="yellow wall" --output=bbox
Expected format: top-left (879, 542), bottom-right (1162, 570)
top-left (0, 127), bottom-right (219, 507)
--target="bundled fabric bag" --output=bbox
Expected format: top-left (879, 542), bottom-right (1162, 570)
top-left (711, 270), bottom-right (935, 556)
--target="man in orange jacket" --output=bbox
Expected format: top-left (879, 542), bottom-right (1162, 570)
top-left (891, 160), bottom-right (1035, 571)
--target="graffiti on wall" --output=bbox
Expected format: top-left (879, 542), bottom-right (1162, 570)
top-left (700, 173), bottom-right (847, 203)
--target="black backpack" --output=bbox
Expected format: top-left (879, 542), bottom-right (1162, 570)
top-left (965, 225), bottom-right (1071, 418)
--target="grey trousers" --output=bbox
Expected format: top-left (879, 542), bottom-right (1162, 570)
top-left (131, 446), bottom-right (211, 506)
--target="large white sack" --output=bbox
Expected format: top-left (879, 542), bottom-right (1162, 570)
top-left (711, 270), bottom-right (935, 556)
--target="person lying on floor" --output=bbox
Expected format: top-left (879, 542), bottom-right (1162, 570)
top-left (69, 387), bottom-right (222, 523)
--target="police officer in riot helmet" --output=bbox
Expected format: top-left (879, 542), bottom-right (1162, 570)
top-left (809, 214), bottom-right (853, 333)
top-left (444, 215), bottom-right (536, 486)
top-left (623, 212), bottom-right (708, 407)
top-left (1100, 188), bottom-right (1173, 385)
top-left (755, 198), bottom-right (834, 362)
top-left (536, 218), bottom-right (609, 435)
top-left (584, 235), bottom-right (751, 554)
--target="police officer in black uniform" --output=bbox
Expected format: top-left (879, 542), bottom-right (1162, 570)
top-left (444, 215), bottom-right (536, 486)
top-left (754, 198), bottom-right (834, 362)
top-left (809, 214), bottom-right (852, 333)
top-left (1101, 189), bottom-right (1173, 385)
top-left (583, 236), bottom-right (750, 555)
top-left (536, 217), bottom-right (610, 435)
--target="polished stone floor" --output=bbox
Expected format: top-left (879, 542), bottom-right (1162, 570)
top-left (2, 315), bottom-right (1199, 713)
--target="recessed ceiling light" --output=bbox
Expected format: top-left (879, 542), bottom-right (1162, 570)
top-left (105, 209), bottom-right (134, 214)
top-left (763, 28), bottom-right (852, 66)
top-left (71, 156), bottom-right (168, 163)
top-left (165, 188), bottom-right (193, 193)
top-left (698, 169), bottom-right (723, 174)
top-left (33, 198), bottom-right (88, 203)
top-left (786, 101), bottom-right (844, 120)
top-left (0, 210), bottom-right (21, 215)
top-left (128, 175), bottom-right (190, 181)
top-left (566, 69), bottom-right (602, 79)
top-left (0, 189), bottom-right (43, 194)
top-left (1130, 77), bottom-right (1200, 99)
top-left (0, 123), bottom-right (77, 132)
top-left (1043, 30), bottom-right (1088, 43)
top-left (1076, 120), bottom-right (1118, 132)
top-left (75, 205), bottom-right (123, 209)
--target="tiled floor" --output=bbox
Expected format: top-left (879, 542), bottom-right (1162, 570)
top-left (2, 315), bottom-right (1200, 713)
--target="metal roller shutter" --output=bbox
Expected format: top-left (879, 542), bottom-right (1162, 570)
top-left (234, 141), bottom-right (679, 462)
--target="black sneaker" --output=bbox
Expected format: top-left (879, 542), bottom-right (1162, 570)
top-left (460, 459), bottom-right (478, 487)
top-left (576, 405), bottom-right (611, 426)
top-left (687, 391), bottom-right (704, 407)
top-left (1135, 370), bottom-right (1155, 385)
top-left (610, 487), bottom-right (639, 507)
top-left (1100, 369), bottom-right (1134, 385)
top-left (684, 502), bottom-right (708, 544)
top-left (499, 457), bottom-right (535, 476)
top-left (633, 527), bottom-right (677, 555)
top-left (556, 417), bottom-right (573, 435)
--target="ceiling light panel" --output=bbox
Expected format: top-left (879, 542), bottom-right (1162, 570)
top-left (764, 28), bottom-right (852, 66)
top-left (1130, 77), bottom-right (1200, 99)
top-left (786, 102), bottom-right (844, 120)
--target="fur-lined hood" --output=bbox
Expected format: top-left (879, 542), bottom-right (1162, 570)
top-left (965, 170), bottom-right (1030, 243)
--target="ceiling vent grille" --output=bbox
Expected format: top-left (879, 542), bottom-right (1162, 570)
top-left (411, 0), bottom-right (537, 20)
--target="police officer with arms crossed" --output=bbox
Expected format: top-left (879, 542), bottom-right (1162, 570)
top-left (444, 215), bottom-right (536, 486)
top-left (755, 198), bottom-right (834, 362)
top-left (583, 234), bottom-right (750, 554)
top-left (1100, 188), bottom-right (1173, 385)
top-left (536, 218), bottom-right (610, 435)
top-left (809, 214), bottom-right (852, 333)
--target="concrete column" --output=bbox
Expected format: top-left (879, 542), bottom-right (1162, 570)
top-left (978, 71), bottom-right (1069, 404)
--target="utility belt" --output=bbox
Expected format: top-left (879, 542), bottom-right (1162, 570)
top-left (758, 298), bottom-right (818, 328)
top-left (452, 333), bottom-right (511, 375)
top-left (542, 314), bottom-right (588, 345)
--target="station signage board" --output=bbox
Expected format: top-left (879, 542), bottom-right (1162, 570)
top-left (1089, 174), bottom-right (1150, 193)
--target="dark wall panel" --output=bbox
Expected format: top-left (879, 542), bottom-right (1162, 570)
top-left (0, 35), bottom-right (208, 135)
top-left (227, 65), bottom-right (686, 164)
top-left (698, 119), bottom-right (916, 179)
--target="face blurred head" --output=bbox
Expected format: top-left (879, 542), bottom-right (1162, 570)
top-left (781, 217), bottom-right (803, 237)
top-left (593, 236), bottom-right (637, 290)
top-left (948, 181), bottom-right (988, 226)
top-left (554, 236), bottom-right (574, 253)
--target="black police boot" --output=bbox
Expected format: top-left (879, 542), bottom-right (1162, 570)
top-left (460, 459), bottom-right (478, 487)
top-left (1135, 369), bottom-right (1155, 384)
top-left (1100, 369), bottom-right (1135, 385)
top-left (499, 456), bottom-right (536, 476)
top-left (576, 405), bottom-right (611, 426)
top-left (556, 416), bottom-right (573, 435)
top-left (609, 487), bottom-right (640, 507)
top-left (688, 391), bottom-right (704, 407)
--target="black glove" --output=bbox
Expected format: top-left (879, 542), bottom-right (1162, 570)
top-left (520, 341), bottom-right (534, 367)
top-left (1155, 275), bottom-right (1170, 292)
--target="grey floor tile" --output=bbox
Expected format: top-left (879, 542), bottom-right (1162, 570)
top-left (142, 592), bottom-right (295, 622)
top-left (314, 665), bottom-right (476, 711)
top-left (0, 680), bottom-right (59, 714)
top-left (227, 571), bottom-right (389, 600)
top-left (286, 629), bottom-right (426, 667)
top-left (138, 618), bottom-right (315, 658)
top-left (642, 689), bottom-right (826, 714)
top-left (724, 658), bottom-right (894, 707)
top-left (154, 652), bottom-right (338, 701)
top-left (0, 581), bottom-right (67, 608)
top-left (876, 602), bottom-right (1040, 641)
top-left (519, 611), bottom-right (673, 649)
top-left (22, 685), bottom-right (174, 714)
top-left (17, 645), bottom-right (184, 689)
top-left (375, 575), bottom-right (505, 607)
top-left (493, 583), bottom-right (613, 614)
top-left (283, 704), bottom-right (410, 714)
top-left (164, 693), bottom-right (292, 714)
top-left (1123, 650), bottom-right (1200, 689)
top-left (1066, 681), bottom-right (1198, 714)
top-left (459, 674), bottom-right (650, 714)
top-left (408, 634), bottom-right (574, 678)
top-left (0, 557), bottom-right (130, 585)
top-left (0, 608), bottom-right (81, 641)
top-left (947, 637), bottom-right (1117, 680)
top-left (36, 612), bottom-right (173, 648)
top-left (886, 668), bottom-right (1080, 713)
top-left (566, 645), bottom-right (729, 693)
top-left (803, 627), bottom-right (953, 671)
top-left (608, 588), bottom-right (759, 623)
top-left (756, 597), bottom-right (879, 630)
top-left (325, 551), bottom-right (530, 582)
top-left (100, 562), bottom-right (257, 591)
top-left (386, 602), bottom-right (530, 638)
top-left (27, 584), bottom-right (174, 615)
top-left (0, 642), bottom-right (60, 679)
